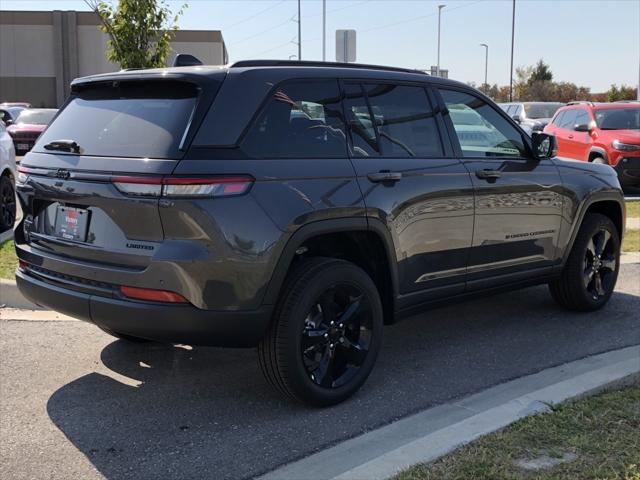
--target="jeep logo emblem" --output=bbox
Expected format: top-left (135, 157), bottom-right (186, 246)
top-left (55, 169), bottom-right (71, 180)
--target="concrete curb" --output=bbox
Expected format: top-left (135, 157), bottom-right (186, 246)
top-left (0, 228), bottom-right (13, 245)
top-left (0, 279), bottom-right (41, 310)
top-left (258, 345), bottom-right (640, 480)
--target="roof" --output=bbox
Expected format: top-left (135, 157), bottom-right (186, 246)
top-left (71, 59), bottom-right (468, 90)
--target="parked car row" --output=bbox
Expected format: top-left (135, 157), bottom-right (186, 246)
top-left (500, 100), bottom-right (640, 187)
top-left (0, 104), bottom-right (58, 156)
top-left (544, 101), bottom-right (640, 187)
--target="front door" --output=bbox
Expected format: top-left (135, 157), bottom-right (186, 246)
top-left (343, 81), bottom-right (475, 305)
top-left (437, 88), bottom-right (564, 288)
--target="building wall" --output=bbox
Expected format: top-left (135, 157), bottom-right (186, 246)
top-left (0, 10), bottom-right (226, 107)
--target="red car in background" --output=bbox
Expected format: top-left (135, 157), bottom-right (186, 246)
top-left (7, 108), bottom-right (57, 155)
top-left (544, 101), bottom-right (640, 187)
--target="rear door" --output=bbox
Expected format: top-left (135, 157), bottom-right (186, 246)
top-left (344, 81), bottom-right (474, 305)
top-left (16, 78), bottom-right (217, 268)
top-left (437, 87), bottom-right (563, 287)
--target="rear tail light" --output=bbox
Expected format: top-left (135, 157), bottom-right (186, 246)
top-left (18, 260), bottom-right (28, 271)
top-left (111, 176), bottom-right (253, 198)
top-left (120, 285), bottom-right (188, 303)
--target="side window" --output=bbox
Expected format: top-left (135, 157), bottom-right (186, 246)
top-left (552, 111), bottom-right (565, 127)
top-left (342, 83), bottom-right (382, 157)
top-left (575, 109), bottom-right (589, 127)
top-left (362, 83), bottom-right (443, 158)
top-left (559, 109), bottom-right (578, 130)
top-left (439, 89), bottom-right (527, 158)
top-left (242, 79), bottom-right (347, 158)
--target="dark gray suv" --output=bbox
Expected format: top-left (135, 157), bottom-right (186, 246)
top-left (14, 60), bottom-right (625, 406)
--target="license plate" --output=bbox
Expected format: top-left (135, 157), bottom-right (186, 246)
top-left (54, 206), bottom-right (90, 242)
top-left (17, 143), bottom-right (30, 151)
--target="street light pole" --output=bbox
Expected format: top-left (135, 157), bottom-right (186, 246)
top-left (480, 43), bottom-right (488, 93)
top-left (436, 4), bottom-right (445, 77)
top-left (322, 0), bottom-right (326, 61)
top-left (297, 0), bottom-right (302, 61)
top-left (509, 0), bottom-right (515, 101)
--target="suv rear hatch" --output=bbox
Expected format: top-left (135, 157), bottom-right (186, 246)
top-left (16, 71), bottom-right (224, 269)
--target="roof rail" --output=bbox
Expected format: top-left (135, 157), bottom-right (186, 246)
top-left (566, 101), bottom-right (594, 106)
top-left (230, 59), bottom-right (428, 75)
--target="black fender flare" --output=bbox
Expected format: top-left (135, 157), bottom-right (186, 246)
top-left (261, 217), bottom-right (399, 306)
top-left (588, 147), bottom-right (609, 163)
top-left (560, 191), bottom-right (625, 267)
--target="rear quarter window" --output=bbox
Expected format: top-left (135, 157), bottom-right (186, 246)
top-left (34, 81), bottom-right (198, 159)
top-left (241, 79), bottom-right (347, 159)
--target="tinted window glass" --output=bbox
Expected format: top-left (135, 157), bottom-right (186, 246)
top-left (559, 109), bottom-right (578, 129)
top-left (524, 103), bottom-right (562, 119)
top-left (35, 81), bottom-right (197, 159)
top-left (440, 89), bottom-right (527, 158)
top-left (342, 83), bottom-right (381, 157)
top-left (594, 107), bottom-right (640, 130)
top-left (242, 80), bottom-right (347, 158)
top-left (574, 109), bottom-right (589, 127)
top-left (552, 111), bottom-right (565, 127)
top-left (363, 83), bottom-right (443, 158)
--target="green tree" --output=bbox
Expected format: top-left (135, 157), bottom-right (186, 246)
top-left (529, 59), bottom-right (553, 84)
top-left (85, 0), bottom-right (186, 69)
top-left (607, 84), bottom-right (637, 102)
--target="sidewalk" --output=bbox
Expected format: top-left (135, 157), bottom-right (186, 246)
top-left (259, 346), bottom-right (640, 480)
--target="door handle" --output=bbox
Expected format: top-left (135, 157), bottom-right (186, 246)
top-left (568, 134), bottom-right (574, 139)
top-left (475, 169), bottom-right (501, 181)
top-left (367, 171), bottom-right (403, 183)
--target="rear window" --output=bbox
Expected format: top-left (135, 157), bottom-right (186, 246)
top-left (16, 109), bottom-right (57, 125)
top-left (35, 81), bottom-right (198, 159)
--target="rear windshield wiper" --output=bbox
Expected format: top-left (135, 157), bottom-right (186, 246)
top-left (43, 139), bottom-right (81, 154)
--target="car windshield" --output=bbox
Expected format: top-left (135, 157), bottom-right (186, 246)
top-left (524, 103), bottom-right (563, 119)
top-left (594, 107), bottom-right (640, 130)
top-left (16, 109), bottom-right (57, 125)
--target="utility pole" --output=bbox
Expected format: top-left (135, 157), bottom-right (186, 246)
top-left (480, 43), bottom-right (488, 93)
top-left (297, 0), bottom-right (302, 60)
top-left (322, 0), bottom-right (326, 61)
top-left (509, 0), bottom-right (515, 101)
top-left (436, 4), bottom-right (445, 77)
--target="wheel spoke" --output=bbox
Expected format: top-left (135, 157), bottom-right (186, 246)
top-left (594, 230), bottom-right (611, 257)
top-left (319, 289), bottom-right (338, 325)
top-left (600, 256), bottom-right (616, 271)
top-left (312, 345), bottom-right (335, 387)
top-left (585, 238), bottom-right (596, 258)
top-left (594, 273), bottom-right (606, 296)
top-left (337, 295), bottom-right (364, 326)
top-left (583, 267), bottom-right (595, 288)
top-left (340, 337), bottom-right (368, 366)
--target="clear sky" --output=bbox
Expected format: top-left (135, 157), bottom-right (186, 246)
top-left (2, 0), bottom-right (639, 92)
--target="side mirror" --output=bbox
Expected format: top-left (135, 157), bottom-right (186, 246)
top-left (574, 123), bottom-right (590, 132)
top-left (513, 114), bottom-right (522, 123)
top-left (531, 132), bottom-right (557, 159)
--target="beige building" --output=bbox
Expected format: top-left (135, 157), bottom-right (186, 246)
top-left (0, 10), bottom-right (228, 107)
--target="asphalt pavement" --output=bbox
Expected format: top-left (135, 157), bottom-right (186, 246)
top-left (1, 264), bottom-right (639, 480)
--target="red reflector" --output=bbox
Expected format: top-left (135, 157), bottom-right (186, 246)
top-left (18, 260), bottom-right (28, 271)
top-left (111, 176), bottom-right (163, 185)
top-left (120, 285), bottom-right (188, 303)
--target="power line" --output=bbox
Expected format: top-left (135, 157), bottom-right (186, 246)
top-left (228, 15), bottom-right (295, 46)
top-left (223, 0), bottom-right (287, 31)
top-left (360, 0), bottom-right (484, 34)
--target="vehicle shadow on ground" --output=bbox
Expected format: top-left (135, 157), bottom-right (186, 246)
top-left (46, 285), bottom-right (640, 480)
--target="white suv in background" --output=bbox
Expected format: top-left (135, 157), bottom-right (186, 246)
top-left (0, 121), bottom-right (16, 232)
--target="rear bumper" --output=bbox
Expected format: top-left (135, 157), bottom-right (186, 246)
top-left (16, 269), bottom-right (273, 347)
top-left (613, 156), bottom-right (640, 186)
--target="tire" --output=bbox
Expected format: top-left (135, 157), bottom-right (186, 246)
top-left (98, 326), bottom-right (152, 343)
top-left (0, 175), bottom-right (16, 232)
top-left (258, 257), bottom-right (384, 406)
top-left (591, 156), bottom-right (607, 165)
top-left (549, 213), bottom-right (620, 311)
